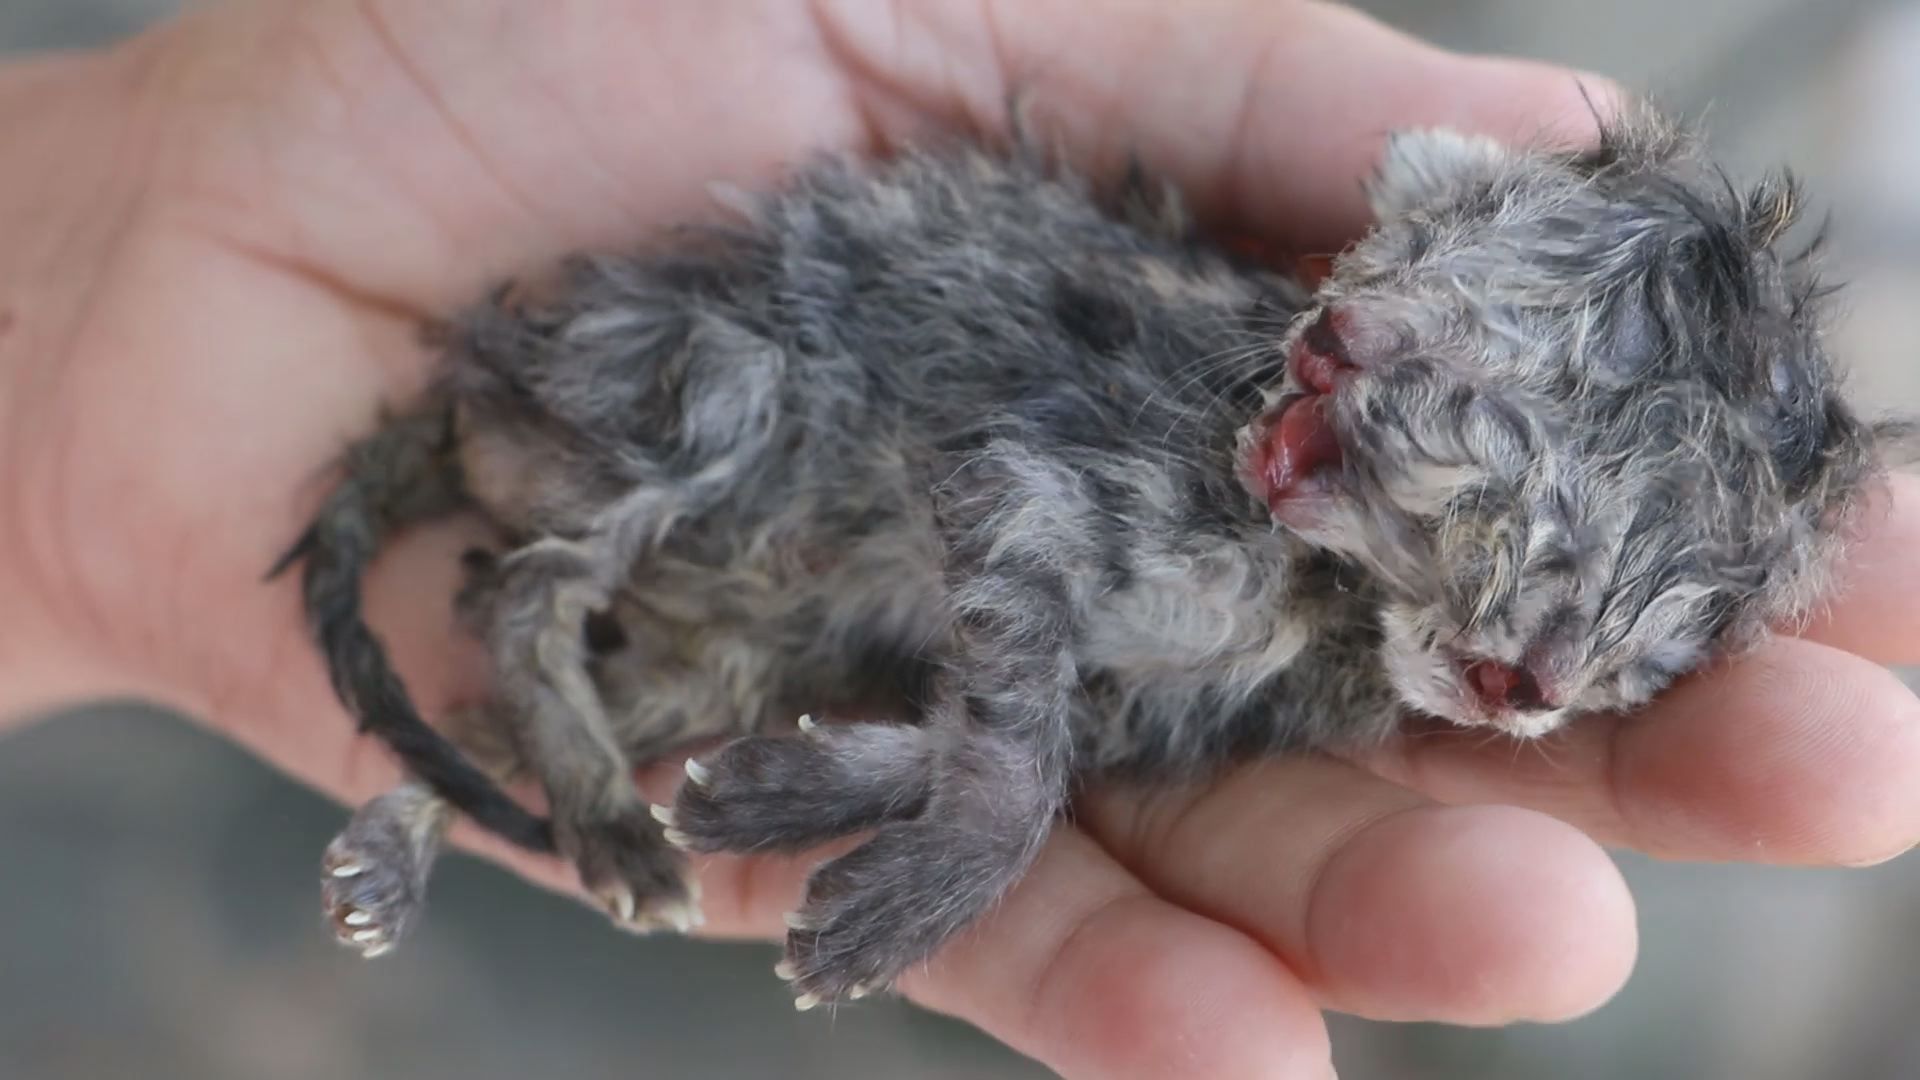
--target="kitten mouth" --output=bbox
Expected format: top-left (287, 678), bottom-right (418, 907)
top-left (1248, 395), bottom-right (1342, 513)
top-left (1445, 653), bottom-right (1568, 734)
top-left (1241, 308), bottom-right (1358, 519)
top-left (1459, 657), bottom-right (1553, 714)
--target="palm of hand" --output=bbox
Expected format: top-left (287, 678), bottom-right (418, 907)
top-left (8, 3), bottom-right (1920, 1078)
top-left (33, 0), bottom-right (869, 785)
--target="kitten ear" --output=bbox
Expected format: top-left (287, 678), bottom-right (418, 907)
top-left (1366, 129), bottom-right (1513, 218)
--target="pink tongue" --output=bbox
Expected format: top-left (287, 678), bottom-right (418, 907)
top-left (1266, 396), bottom-right (1343, 494)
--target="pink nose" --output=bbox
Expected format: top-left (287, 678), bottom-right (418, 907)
top-left (1288, 306), bottom-right (1359, 394)
top-left (1462, 659), bottom-right (1552, 714)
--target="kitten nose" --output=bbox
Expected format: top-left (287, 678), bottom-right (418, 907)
top-left (1462, 658), bottom-right (1556, 714)
top-left (1290, 306), bottom-right (1359, 393)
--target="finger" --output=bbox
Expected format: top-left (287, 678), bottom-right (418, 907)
top-left (456, 762), bottom-right (1338, 1079)
top-left (901, 830), bottom-right (1334, 1080)
top-left (667, 826), bottom-right (1335, 1080)
top-left (821, 0), bottom-right (1621, 250)
top-left (1370, 636), bottom-right (1920, 867)
top-left (1080, 758), bottom-right (1635, 1025)
top-left (1797, 472), bottom-right (1920, 664)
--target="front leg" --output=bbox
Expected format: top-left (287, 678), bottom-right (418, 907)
top-left (778, 663), bottom-right (1073, 1007)
top-left (677, 519), bottom-right (1081, 1005)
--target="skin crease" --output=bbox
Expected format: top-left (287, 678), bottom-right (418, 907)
top-left (2, 1), bottom-right (1920, 1076)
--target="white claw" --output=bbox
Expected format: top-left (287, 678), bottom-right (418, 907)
top-left (797, 713), bottom-right (817, 733)
top-left (329, 863), bottom-right (366, 878)
top-left (774, 960), bottom-right (797, 981)
top-left (361, 942), bottom-right (394, 959)
top-left (351, 929), bottom-right (385, 945)
top-left (684, 759), bottom-right (712, 787)
top-left (782, 912), bottom-right (809, 932)
top-left (603, 889), bottom-right (637, 923)
top-left (849, 983), bottom-right (874, 1001)
top-left (662, 828), bottom-right (693, 850)
top-left (663, 903), bottom-right (699, 934)
top-left (342, 910), bottom-right (373, 927)
top-left (649, 804), bottom-right (677, 827)
top-left (794, 993), bottom-right (821, 1012)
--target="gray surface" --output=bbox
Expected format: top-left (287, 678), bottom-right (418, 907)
top-left (7, 2), bottom-right (1920, 1078)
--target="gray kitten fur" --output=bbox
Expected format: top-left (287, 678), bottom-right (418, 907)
top-left (279, 101), bottom-right (1895, 1005)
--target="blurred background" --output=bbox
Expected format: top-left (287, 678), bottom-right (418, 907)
top-left (5, 1), bottom-right (1920, 1077)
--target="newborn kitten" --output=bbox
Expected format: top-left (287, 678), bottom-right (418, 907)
top-left (275, 102), bottom-right (1894, 1005)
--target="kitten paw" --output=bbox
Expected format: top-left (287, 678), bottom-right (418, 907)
top-left (668, 725), bottom-right (1043, 1006)
top-left (320, 833), bottom-right (424, 958)
top-left (670, 724), bottom-right (934, 855)
top-left (562, 806), bottom-right (703, 934)
top-left (774, 819), bottom-right (1001, 1004)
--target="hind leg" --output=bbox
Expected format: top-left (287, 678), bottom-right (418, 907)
top-left (485, 539), bottom-right (699, 933)
top-left (320, 703), bottom-right (518, 957)
top-left (322, 782), bottom-right (450, 957)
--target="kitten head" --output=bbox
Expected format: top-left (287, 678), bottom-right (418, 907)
top-left (1239, 102), bottom-right (1891, 736)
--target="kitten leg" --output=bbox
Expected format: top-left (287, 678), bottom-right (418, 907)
top-left (318, 702), bottom-right (520, 957)
top-left (676, 555), bottom-right (1078, 1005)
top-left (791, 658), bottom-right (1073, 1006)
top-left (668, 721), bottom-right (938, 853)
top-left (321, 781), bottom-right (451, 957)
top-left (486, 538), bottom-right (699, 933)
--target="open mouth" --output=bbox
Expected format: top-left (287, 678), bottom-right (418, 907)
top-left (1243, 308), bottom-right (1357, 517)
top-left (1459, 656), bottom-right (1551, 715)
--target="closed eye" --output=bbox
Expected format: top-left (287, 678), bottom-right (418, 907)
top-left (1406, 221), bottom-right (1434, 263)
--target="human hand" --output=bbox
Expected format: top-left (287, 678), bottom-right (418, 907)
top-left (3, 2), bottom-right (1918, 1077)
